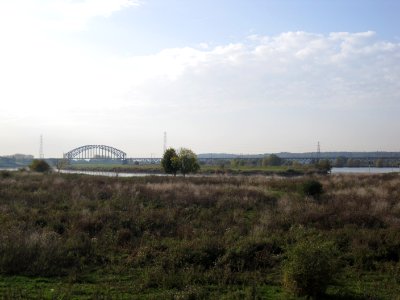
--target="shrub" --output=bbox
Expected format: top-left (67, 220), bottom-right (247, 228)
top-left (0, 230), bottom-right (66, 276)
top-left (301, 179), bottom-right (323, 198)
top-left (117, 228), bottom-right (132, 245)
top-left (218, 240), bottom-right (280, 272)
top-left (282, 238), bottom-right (338, 298)
top-left (29, 159), bottom-right (51, 173)
top-left (0, 170), bottom-right (12, 178)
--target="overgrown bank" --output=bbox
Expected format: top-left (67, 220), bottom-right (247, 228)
top-left (0, 171), bottom-right (400, 299)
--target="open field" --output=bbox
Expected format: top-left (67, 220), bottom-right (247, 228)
top-left (1, 171), bottom-right (400, 299)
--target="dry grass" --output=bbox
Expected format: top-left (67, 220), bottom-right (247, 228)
top-left (1, 172), bottom-right (400, 298)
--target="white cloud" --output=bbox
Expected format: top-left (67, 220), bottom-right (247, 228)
top-left (1, 30), bottom-right (400, 155)
top-left (2, 30), bottom-right (399, 121)
top-left (0, 0), bottom-right (141, 116)
top-left (45, 0), bottom-right (141, 31)
top-left (119, 31), bottom-right (400, 111)
top-left (0, 0), bottom-right (141, 32)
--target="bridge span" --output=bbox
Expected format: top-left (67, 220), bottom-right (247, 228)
top-left (64, 145), bottom-right (127, 162)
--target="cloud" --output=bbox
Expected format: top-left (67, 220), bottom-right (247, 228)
top-left (0, 0), bottom-right (141, 32)
top-left (44, 0), bottom-right (141, 30)
top-left (0, 0), bottom-right (142, 121)
top-left (2, 30), bottom-right (399, 111)
top-left (1, 30), bottom-right (400, 155)
top-left (2, 30), bottom-right (398, 123)
top-left (120, 31), bottom-right (400, 111)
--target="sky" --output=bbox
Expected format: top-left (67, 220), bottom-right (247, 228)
top-left (1, 0), bottom-right (399, 157)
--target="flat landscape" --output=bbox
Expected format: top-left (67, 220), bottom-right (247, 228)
top-left (1, 170), bottom-right (400, 299)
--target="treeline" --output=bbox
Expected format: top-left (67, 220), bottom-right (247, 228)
top-left (333, 156), bottom-right (400, 168)
top-left (201, 155), bottom-right (400, 168)
top-left (202, 154), bottom-right (331, 169)
top-left (201, 154), bottom-right (293, 167)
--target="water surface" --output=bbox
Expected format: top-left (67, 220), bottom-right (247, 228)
top-left (331, 167), bottom-right (400, 174)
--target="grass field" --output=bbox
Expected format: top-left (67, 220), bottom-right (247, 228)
top-left (1, 170), bottom-right (400, 299)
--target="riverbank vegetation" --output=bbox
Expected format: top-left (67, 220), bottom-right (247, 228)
top-left (1, 172), bottom-right (400, 299)
top-left (63, 161), bottom-right (330, 176)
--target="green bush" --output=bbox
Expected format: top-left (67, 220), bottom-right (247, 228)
top-left (29, 159), bottom-right (51, 173)
top-left (282, 238), bottom-right (338, 298)
top-left (301, 179), bottom-right (323, 198)
top-left (0, 170), bottom-right (12, 178)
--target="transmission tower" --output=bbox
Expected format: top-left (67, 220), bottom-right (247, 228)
top-left (317, 141), bottom-right (321, 162)
top-left (163, 131), bottom-right (167, 154)
top-left (39, 135), bottom-right (44, 158)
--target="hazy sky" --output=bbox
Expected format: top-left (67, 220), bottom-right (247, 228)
top-left (1, 0), bottom-right (399, 157)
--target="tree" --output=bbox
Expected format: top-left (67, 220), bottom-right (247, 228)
top-left (262, 154), bottom-right (283, 167)
top-left (334, 156), bottom-right (347, 167)
top-left (375, 159), bottom-right (384, 168)
top-left (178, 148), bottom-right (200, 177)
top-left (317, 159), bottom-right (332, 173)
top-left (347, 158), bottom-right (361, 167)
top-left (161, 148), bottom-right (180, 176)
top-left (55, 159), bottom-right (69, 173)
top-left (29, 159), bottom-right (51, 173)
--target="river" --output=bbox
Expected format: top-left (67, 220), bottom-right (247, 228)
top-left (59, 169), bottom-right (156, 177)
top-left (2, 167), bottom-right (399, 177)
top-left (331, 167), bottom-right (400, 174)
top-left (60, 168), bottom-right (400, 176)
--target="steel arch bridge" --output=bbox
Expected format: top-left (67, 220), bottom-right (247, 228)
top-left (63, 145), bottom-right (127, 161)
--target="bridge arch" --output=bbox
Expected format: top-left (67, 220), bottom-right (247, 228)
top-left (63, 145), bottom-right (127, 161)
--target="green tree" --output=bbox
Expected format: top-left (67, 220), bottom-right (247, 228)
top-left (29, 159), bottom-right (51, 173)
top-left (262, 154), bottom-right (283, 167)
top-left (231, 159), bottom-right (239, 168)
top-left (161, 148), bottom-right (180, 176)
top-left (375, 159), bottom-right (384, 168)
top-left (178, 148), bottom-right (200, 177)
top-left (334, 156), bottom-right (347, 167)
top-left (317, 159), bottom-right (332, 173)
top-left (347, 158), bottom-right (361, 167)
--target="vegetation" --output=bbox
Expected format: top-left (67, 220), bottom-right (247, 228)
top-left (283, 237), bottom-right (338, 298)
top-left (161, 148), bottom-right (180, 176)
top-left (316, 159), bottom-right (332, 173)
top-left (0, 170), bottom-right (12, 178)
top-left (64, 162), bottom-right (327, 177)
top-left (262, 154), bottom-right (283, 166)
top-left (301, 179), bottom-right (324, 198)
top-left (29, 159), bottom-right (51, 173)
top-left (177, 148), bottom-right (200, 176)
top-left (1, 172), bottom-right (400, 298)
top-left (161, 147), bottom-right (200, 176)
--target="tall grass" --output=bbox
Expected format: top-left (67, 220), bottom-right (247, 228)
top-left (0, 172), bottom-right (400, 298)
